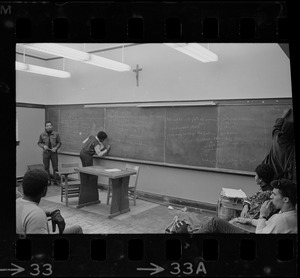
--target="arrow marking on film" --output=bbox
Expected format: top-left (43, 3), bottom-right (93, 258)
top-left (137, 262), bottom-right (164, 275)
top-left (0, 263), bottom-right (25, 276)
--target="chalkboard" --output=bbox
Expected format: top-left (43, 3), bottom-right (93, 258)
top-left (105, 107), bottom-right (165, 162)
top-left (49, 106), bottom-right (105, 153)
top-left (216, 105), bottom-right (290, 171)
top-left (46, 100), bottom-right (292, 173)
top-left (165, 107), bottom-right (218, 167)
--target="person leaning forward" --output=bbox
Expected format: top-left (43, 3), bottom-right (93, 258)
top-left (37, 121), bottom-right (62, 185)
top-left (80, 131), bottom-right (111, 167)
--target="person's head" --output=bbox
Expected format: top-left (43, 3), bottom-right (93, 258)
top-left (45, 121), bottom-right (53, 133)
top-left (270, 179), bottom-right (297, 210)
top-left (22, 169), bottom-right (48, 200)
top-left (97, 131), bottom-right (107, 142)
top-left (254, 164), bottom-right (275, 186)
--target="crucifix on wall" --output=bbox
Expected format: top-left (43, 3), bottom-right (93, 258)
top-left (133, 64), bottom-right (142, 87)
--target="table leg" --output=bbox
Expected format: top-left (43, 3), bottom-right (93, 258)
top-left (108, 176), bottom-right (130, 218)
top-left (77, 173), bottom-right (100, 208)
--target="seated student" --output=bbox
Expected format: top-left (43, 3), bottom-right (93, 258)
top-left (174, 178), bottom-right (297, 234)
top-left (230, 163), bottom-right (278, 222)
top-left (16, 168), bottom-right (83, 234)
top-left (172, 163), bottom-right (277, 233)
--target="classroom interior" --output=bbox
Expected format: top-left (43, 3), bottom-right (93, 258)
top-left (16, 43), bottom-right (292, 233)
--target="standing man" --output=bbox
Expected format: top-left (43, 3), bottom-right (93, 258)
top-left (262, 108), bottom-right (296, 182)
top-left (38, 121), bottom-right (62, 185)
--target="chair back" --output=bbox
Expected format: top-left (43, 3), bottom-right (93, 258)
top-left (125, 163), bottom-right (140, 189)
top-left (59, 163), bottom-right (80, 181)
top-left (27, 164), bottom-right (45, 171)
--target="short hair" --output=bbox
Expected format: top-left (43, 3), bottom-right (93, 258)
top-left (255, 164), bottom-right (275, 184)
top-left (45, 121), bottom-right (53, 126)
top-left (271, 178), bottom-right (297, 207)
top-left (97, 131), bottom-right (107, 141)
top-left (22, 169), bottom-right (48, 198)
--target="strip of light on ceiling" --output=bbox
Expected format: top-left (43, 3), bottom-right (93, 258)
top-left (22, 43), bottom-right (131, 71)
top-left (16, 61), bottom-right (71, 78)
top-left (165, 43), bottom-right (218, 63)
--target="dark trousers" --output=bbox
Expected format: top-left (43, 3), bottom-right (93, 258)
top-left (195, 216), bottom-right (246, 234)
top-left (43, 151), bottom-right (59, 181)
top-left (79, 150), bottom-right (98, 185)
top-left (80, 150), bottom-right (93, 167)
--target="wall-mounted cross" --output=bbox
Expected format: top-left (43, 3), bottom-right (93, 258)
top-left (133, 64), bottom-right (142, 87)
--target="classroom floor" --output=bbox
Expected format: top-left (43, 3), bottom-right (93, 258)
top-left (17, 184), bottom-right (216, 234)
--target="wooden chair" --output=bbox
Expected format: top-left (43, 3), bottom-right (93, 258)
top-left (57, 163), bottom-right (81, 207)
top-left (106, 164), bottom-right (140, 206)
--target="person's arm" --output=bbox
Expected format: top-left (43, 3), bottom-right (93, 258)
top-left (37, 134), bottom-right (49, 151)
top-left (51, 133), bottom-right (62, 152)
top-left (25, 210), bottom-right (49, 234)
top-left (255, 200), bottom-right (273, 233)
top-left (94, 144), bottom-right (111, 157)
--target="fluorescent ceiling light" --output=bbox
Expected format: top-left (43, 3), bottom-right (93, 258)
top-left (165, 43), bottom-right (218, 63)
top-left (87, 54), bottom-right (131, 72)
top-left (16, 61), bottom-right (71, 78)
top-left (24, 43), bottom-right (90, 61)
top-left (22, 43), bottom-right (131, 71)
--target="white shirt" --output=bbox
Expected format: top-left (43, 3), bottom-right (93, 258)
top-left (16, 198), bottom-right (49, 234)
top-left (256, 210), bottom-right (297, 234)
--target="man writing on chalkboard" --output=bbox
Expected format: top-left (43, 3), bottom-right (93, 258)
top-left (80, 131), bottom-right (111, 167)
top-left (37, 121), bottom-right (62, 185)
top-left (262, 108), bottom-right (296, 182)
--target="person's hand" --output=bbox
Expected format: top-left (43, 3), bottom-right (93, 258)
top-left (43, 145), bottom-right (49, 150)
top-left (51, 147), bottom-right (57, 152)
top-left (174, 220), bottom-right (189, 233)
top-left (235, 217), bottom-right (250, 225)
top-left (49, 209), bottom-right (65, 234)
top-left (259, 200), bottom-right (272, 218)
top-left (240, 206), bottom-right (249, 218)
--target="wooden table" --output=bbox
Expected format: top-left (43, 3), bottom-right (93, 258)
top-left (75, 166), bottom-right (137, 218)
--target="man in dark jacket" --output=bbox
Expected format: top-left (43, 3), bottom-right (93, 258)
top-left (262, 108), bottom-right (296, 182)
top-left (37, 121), bottom-right (62, 185)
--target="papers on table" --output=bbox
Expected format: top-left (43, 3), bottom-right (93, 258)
top-left (221, 187), bottom-right (247, 199)
top-left (105, 168), bottom-right (121, 172)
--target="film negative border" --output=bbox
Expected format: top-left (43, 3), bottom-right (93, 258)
top-left (1, 1), bottom-right (298, 277)
top-left (0, 234), bottom-right (297, 277)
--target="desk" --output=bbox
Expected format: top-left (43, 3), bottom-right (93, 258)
top-left (75, 166), bottom-right (137, 218)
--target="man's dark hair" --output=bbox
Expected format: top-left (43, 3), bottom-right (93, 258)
top-left (255, 163), bottom-right (275, 184)
top-left (22, 169), bottom-right (48, 198)
top-left (45, 121), bottom-right (53, 126)
top-left (97, 131), bottom-right (107, 141)
top-left (271, 178), bottom-right (297, 207)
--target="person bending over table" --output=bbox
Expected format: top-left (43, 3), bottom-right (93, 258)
top-left (173, 178), bottom-right (297, 234)
top-left (16, 168), bottom-right (83, 234)
top-left (80, 131), bottom-right (111, 167)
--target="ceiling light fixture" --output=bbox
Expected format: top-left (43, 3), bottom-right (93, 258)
top-left (165, 43), bottom-right (218, 63)
top-left (22, 43), bottom-right (131, 71)
top-left (16, 61), bottom-right (71, 78)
